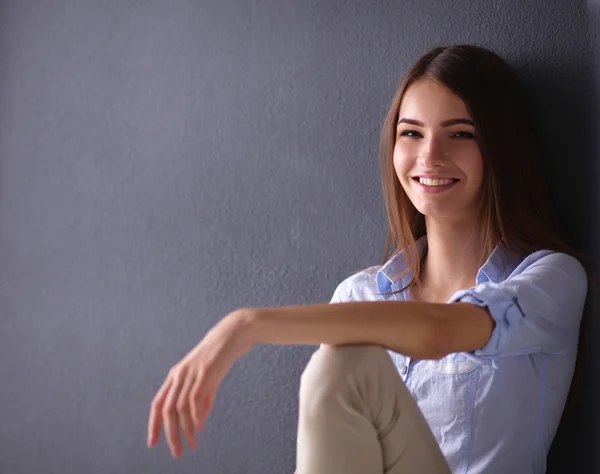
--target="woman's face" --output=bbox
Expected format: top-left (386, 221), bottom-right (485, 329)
top-left (393, 79), bottom-right (484, 222)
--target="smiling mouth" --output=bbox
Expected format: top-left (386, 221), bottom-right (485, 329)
top-left (412, 177), bottom-right (460, 187)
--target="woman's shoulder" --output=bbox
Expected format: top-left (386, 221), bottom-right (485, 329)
top-left (330, 264), bottom-right (383, 303)
top-left (512, 248), bottom-right (587, 279)
top-left (498, 248), bottom-right (589, 300)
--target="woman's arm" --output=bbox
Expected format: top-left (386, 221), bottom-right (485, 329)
top-left (243, 300), bottom-right (494, 360)
top-left (147, 300), bottom-right (493, 458)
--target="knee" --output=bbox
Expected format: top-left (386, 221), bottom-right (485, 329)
top-left (299, 344), bottom-right (391, 408)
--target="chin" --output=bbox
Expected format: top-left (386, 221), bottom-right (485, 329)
top-left (415, 205), bottom-right (463, 219)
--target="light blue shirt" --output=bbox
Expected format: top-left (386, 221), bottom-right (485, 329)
top-left (330, 236), bottom-right (588, 474)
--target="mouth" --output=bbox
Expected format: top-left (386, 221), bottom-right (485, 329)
top-left (411, 176), bottom-right (460, 193)
top-left (412, 177), bottom-right (460, 186)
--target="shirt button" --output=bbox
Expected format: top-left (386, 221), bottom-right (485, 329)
top-left (401, 366), bottom-right (408, 376)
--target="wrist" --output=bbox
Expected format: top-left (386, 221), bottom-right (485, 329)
top-left (229, 307), bottom-right (261, 351)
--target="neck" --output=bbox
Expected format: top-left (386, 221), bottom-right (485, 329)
top-left (420, 217), bottom-right (495, 291)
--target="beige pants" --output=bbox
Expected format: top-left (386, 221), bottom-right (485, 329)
top-left (297, 344), bottom-right (451, 474)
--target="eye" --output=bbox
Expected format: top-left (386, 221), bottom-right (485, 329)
top-left (452, 131), bottom-right (475, 139)
top-left (399, 130), bottom-right (423, 138)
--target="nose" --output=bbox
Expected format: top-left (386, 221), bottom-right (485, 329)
top-left (416, 136), bottom-right (447, 168)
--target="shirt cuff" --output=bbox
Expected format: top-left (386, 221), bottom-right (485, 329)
top-left (449, 285), bottom-right (523, 357)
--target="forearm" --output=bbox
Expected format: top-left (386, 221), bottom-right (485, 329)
top-left (239, 300), bottom-right (492, 359)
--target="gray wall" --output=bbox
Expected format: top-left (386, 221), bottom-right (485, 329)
top-left (0, 1), bottom-right (597, 473)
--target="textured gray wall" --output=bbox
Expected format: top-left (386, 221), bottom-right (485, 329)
top-left (0, 1), bottom-right (597, 473)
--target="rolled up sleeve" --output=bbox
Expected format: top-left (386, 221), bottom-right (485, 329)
top-left (448, 251), bottom-right (588, 357)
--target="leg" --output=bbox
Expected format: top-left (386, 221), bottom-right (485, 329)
top-left (297, 344), bottom-right (450, 474)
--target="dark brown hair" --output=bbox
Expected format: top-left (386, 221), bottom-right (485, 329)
top-left (379, 44), bottom-right (594, 443)
top-left (379, 44), bottom-right (579, 290)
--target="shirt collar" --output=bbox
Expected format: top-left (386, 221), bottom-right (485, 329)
top-left (476, 239), bottom-right (524, 284)
top-left (377, 236), bottom-right (427, 295)
top-left (376, 236), bottom-right (523, 295)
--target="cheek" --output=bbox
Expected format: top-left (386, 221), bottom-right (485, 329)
top-left (456, 148), bottom-right (484, 187)
top-left (392, 145), bottom-right (411, 182)
top-left (471, 153), bottom-right (485, 188)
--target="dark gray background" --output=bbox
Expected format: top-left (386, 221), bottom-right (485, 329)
top-left (0, 1), bottom-right (598, 473)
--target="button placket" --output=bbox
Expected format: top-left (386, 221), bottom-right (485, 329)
top-left (390, 279), bottom-right (413, 382)
top-left (401, 356), bottom-right (411, 379)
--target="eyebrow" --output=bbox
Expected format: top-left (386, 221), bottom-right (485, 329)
top-left (397, 118), bottom-right (475, 127)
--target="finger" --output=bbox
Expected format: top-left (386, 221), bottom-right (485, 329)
top-left (192, 378), bottom-right (218, 431)
top-left (163, 368), bottom-right (186, 457)
top-left (200, 387), bottom-right (217, 430)
top-left (147, 376), bottom-right (173, 447)
top-left (189, 361), bottom-right (215, 430)
top-left (190, 368), bottom-right (216, 431)
top-left (190, 378), bottom-right (204, 429)
top-left (177, 374), bottom-right (198, 451)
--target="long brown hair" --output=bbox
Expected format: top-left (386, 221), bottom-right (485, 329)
top-left (379, 44), bottom-right (594, 446)
top-left (379, 44), bottom-right (580, 291)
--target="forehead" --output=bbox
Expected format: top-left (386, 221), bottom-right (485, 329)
top-left (399, 80), bottom-right (472, 120)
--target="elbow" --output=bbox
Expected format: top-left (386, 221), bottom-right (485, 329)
top-left (423, 316), bottom-right (452, 360)
top-left (421, 304), bottom-right (494, 359)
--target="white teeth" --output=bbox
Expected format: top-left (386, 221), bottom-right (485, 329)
top-left (418, 177), bottom-right (455, 186)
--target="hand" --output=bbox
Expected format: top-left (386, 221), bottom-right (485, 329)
top-left (147, 309), bottom-right (254, 458)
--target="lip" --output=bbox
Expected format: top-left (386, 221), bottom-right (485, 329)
top-left (412, 174), bottom-right (459, 180)
top-left (412, 176), bottom-right (459, 194)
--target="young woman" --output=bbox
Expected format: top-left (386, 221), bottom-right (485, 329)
top-left (146, 45), bottom-right (589, 473)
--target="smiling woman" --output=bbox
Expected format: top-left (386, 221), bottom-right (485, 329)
top-left (147, 45), bottom-right (589, 474)
top-left (394, 80), bottom-right (483, 218)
